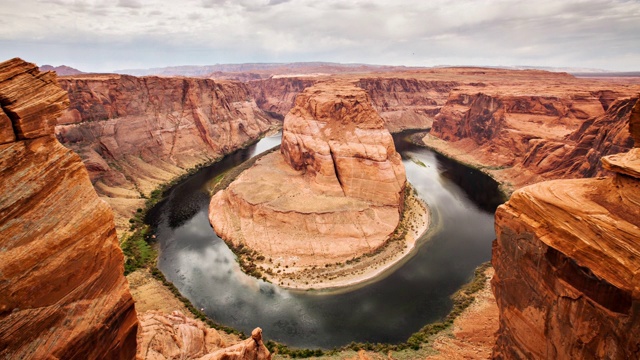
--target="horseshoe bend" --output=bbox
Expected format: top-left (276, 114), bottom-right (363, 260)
top-left (209, 82), bottom-right (430, 289)
top-left (1, 55), bottom-right (640, 359)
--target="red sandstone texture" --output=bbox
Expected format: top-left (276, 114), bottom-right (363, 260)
top-left (210, 82), bottom-right (406, 274)
top-left (138, 311), bottom-right (270, 360)
top-left (248, 75), bottom-right (460, 133)
top-left (356, 77), bottom-right (458, 132)
top-left (0, 58), bottom-right (138, 359)
top-left (491, 99), bottom-right (640, 359)
top-left (422, 70), bottom-right (640, 191)
top-left (247, 77), bottom-right (317, 117)
top-left (55, 74), bottom-right (279, 233)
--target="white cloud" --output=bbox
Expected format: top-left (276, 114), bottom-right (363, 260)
top-left (2, 0), bottom-right (640, 71)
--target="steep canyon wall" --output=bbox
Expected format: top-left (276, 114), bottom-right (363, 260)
top-left (56, 74), bottom-right (279, 232)
top-left (0, 58), bottom-right (139, 359)
top-left (426, 77), bottom-right (640, 190)
top-left (248, 76), bottom-right (459, 133)
top-left (491, 100), bottom-right (640, 359)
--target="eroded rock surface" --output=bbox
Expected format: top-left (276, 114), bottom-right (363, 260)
top-left (137, 311), bottom-right (271, 360)
top-left (0, 58), bottom-right (138, 359)
top-left (424, 72), bottom-right (640, 191)
top-left (491, 99), bottom-right (640, 359)
top-left (56, 74), bottom-right (278, 233)
top-left (210, 82), bottom-right (406, 276)
top-left (247, 77), bottom-right (316, 117)
top-left (357, 77), bottom-right (458, 132)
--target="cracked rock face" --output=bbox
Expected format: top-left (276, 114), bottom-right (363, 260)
top-left (491, 98), bottom-right (640, 359)
top-left (209, 82), bottom-right (406, 268)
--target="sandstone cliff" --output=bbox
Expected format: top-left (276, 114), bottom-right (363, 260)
top-left (247, 77), bottom-right (317, 117)
top-left (209, 82), bottom-right (408, 284)
top-left (424, 78), bottom-right (640, 191)
top-left (0, 58), bottom-right (138, 359)
top-left (357, 77), bottom-right (458, 132)
top-left (56, 74), bottom-right (279, 233)
top-left (491, 99), bottom-right (640, 359)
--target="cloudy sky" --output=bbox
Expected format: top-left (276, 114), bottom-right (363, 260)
top-left (1, 0), bottom-right (639, 72)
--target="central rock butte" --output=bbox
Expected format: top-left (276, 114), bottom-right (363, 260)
top-left (209, 82), bottom-right (428, 289)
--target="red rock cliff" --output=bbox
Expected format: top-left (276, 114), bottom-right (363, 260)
top-left (491, 99), bottom-right (640, 359)
top-left (425, 77), bottom-right (640, 190)
top-left (357, 77), bottom-right (458, 132)
top-left (56, 74), bottom-right (278, 232)
top-left (0, 58), bottom-right (138, 358)
top-left (247, 77), bottom-right (317, 117)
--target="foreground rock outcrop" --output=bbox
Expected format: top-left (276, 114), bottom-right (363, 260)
top-left (56, 74), bottom-right (279, 233)
top-left (0, 58), bottom-right (138, 358)
top-left (491, 99), bottom-right (640, 359)
top-left (138, 311), bottom-right (270, 360)
top-left (210, 82), bottom-right (410, 287)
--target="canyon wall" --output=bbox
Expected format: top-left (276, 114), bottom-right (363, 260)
top-left (425, 79), bottom-right (640, 190)
top-left (491, 99), bottom-right (640, 359)
top-left (56, 74), bottom-right (279, 232)
top-left (0, 58), bottom-right (138, 359)
top-left (356, 77), bottom-right (458, 132)
top-left (248, 76), bottom-right (460, 133)
top-left (247, 77), bottom-right (316, 117)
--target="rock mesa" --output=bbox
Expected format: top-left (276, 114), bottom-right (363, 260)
top-left (0, 58), bottom-right (138, 358)
top-left (491, 98), bottom-right (640, 358)
top-left (209, 82), bottom-right (406, 271)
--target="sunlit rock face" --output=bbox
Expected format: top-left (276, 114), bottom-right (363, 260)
top-left (280, 82), bottom-right (406, 205)
top-left (55, 74), bottom-right (278, 234)
top-left (491, 98), bottom-right (640, 359)
top-left (209, 82), bottom-right (406, 268)
top-left (0, 58), bottom-right (138, 359)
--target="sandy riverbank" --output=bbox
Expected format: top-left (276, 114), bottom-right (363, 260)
top-left (252, 185), bottom-right (431, 291)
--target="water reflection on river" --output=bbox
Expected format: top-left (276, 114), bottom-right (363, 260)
top-left (155, 131), bottom-right (502, 349)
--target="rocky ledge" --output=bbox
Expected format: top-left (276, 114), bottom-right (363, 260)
top-left (491, 99), bottom-right (640, 358)
top-left (209, 82), bottom-right (428, 289)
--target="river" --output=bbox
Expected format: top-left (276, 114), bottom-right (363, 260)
top-left (153, 131), bottom-right (503, 349)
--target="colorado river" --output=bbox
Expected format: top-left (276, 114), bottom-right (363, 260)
top-left (154, 131), bottom-right (503, 349)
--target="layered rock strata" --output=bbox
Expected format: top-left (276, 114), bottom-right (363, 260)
top-left (424, 77), bottom-right (640, 191)
top-left (0, 58), bottom-right (138, 359)
top-left (56, 74), bottom-right (278, 233)
top-left (491, 99), bottom-right (640, 358)
top-left (247, 77), bottom-right (317, 117)
top-left (210, 82), bottom-right (406, 274)
top-left (357, 77), bottom-right (458, 132)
